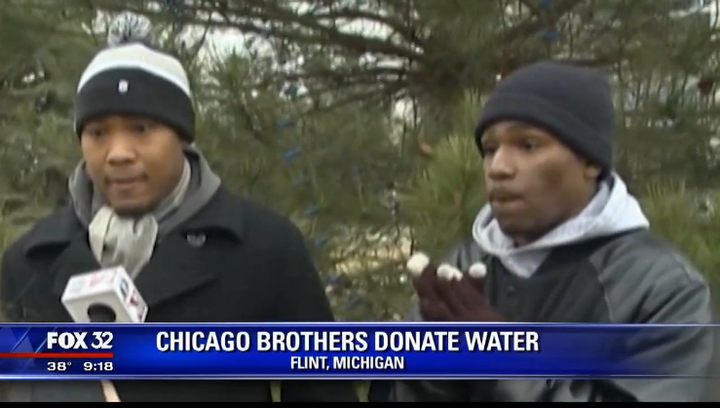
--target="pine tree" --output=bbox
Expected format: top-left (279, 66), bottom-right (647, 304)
top-left (0, 1), bottom-right (99, 246)
top-left (4, 1), bottom-right (720, 322)
top-left (194, 33), bottom-right (416, 321)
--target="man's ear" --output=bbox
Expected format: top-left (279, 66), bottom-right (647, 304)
top-left (583, 162), bottom-right (601, 180)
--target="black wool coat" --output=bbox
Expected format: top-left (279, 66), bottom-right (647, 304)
top-left (0, 186), bottom-right (358, 402)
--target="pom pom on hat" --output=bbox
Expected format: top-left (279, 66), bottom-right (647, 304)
top-left (107, 11), bottom-right (154, 47)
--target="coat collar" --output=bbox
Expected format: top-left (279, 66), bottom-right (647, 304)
top-left (23, 186), bottom-right (245, 258)
top-left (21, 186), bottom-right (247, 310)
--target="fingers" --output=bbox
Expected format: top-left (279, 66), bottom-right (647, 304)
top-left (450, 279), bottom-right (483, 311)
top-left (437, 263), bottom-right (463, 281)
top-left (407, 253), bottom-right (464, 282)
top-left (407, 252), bottom-right (439, 299)
top-left (433, 268), bottom-right (469, 315)
top-left (407, 253), bottom-right (490, 319)
top-left (466, 262), bottom-right (487, 294)
top-left (408, 253), bottom-right (463, 318)
top-left (435, 262), bottom-right (488, 315)
top-left (419, 298), bottom-right (452, 321)
top-left (410, 267), bottom-right (435, 298)
top-left (468, 262), bottom-right (487, 279)
top-left (406, 252), bottom-right (430, 277)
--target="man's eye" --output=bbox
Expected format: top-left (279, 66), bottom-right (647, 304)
top-left (132, 123), bottom-right (152, 133)
top-left (86, 128), bottom-right (104, 138)
top-left (521, 139), bottom-right (540, 151)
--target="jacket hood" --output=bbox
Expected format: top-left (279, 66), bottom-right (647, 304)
top-left (472, 173), bottom-right (649, 278)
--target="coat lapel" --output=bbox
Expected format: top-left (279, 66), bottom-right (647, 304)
top-left (22, 207), bottom-right (102, 300)
top-left (132, 231), bottom-right (217, 308)
top-left (46, 231), bottom-right (220, 309)
top-left (34, 188), bottom-right (245, 311)
top-left (133, 187), bottom-right (245, 308)
top-left (50, 235), bottom-right (102, 297)
top-left (48, 231), bottom-right (218, 310)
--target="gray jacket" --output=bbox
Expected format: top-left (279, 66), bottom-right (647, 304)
top-left (370, 230), bottom-right (720, 402)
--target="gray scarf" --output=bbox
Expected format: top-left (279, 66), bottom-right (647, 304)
top-left (68, 145), bottom-right (221, 279)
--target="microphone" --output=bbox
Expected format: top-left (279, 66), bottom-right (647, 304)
top-left (61, 266), bottom-right (148, 403)
top-left (61, 266), bottom-right (148, 324)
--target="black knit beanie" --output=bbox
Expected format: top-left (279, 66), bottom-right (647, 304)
top-left (74, 12), bottom-right (195, 142)
top-left (475, 61), bottom-right (615, 172)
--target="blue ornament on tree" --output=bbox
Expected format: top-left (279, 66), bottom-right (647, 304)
top-left (314, 235), bottom-right (328, 248)
top-left (345, 296), bottom-right (363, 312)
top-left (283, 83), bottom-right (299, 98)
top-left (283, 147), bottom-right (302, 162)
top-left (540, 29), bottom-right (560, 43)
top-left (328, 275), bottom-right (346, 286)
top-left (538, 0), bottom-right (554, 11)
top-left (259, 27), bottom-right (271, 38)
top-left (292, 176), bottom-right (310, 188)
top-left (277, 118), bottom-right (295, 130)
top-left (324, 274), bottom-right (346, 294)
top-left (304, 204), bottom-right (320, 218)
top-left (163, 0), bottom-right (181, 11)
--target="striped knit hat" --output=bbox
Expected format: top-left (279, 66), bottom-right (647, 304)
top-left (74, 12), bottom-right (195, 142)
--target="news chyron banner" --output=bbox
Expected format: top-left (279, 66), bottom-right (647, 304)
top-left (0, 323), bottom-right (705, 379)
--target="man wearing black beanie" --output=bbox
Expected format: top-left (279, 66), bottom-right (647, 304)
top-left (373, 61), bottom-right (719, 402)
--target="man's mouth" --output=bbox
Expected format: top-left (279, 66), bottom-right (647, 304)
top-left (107, 176), bottom-right (144, 186)
top-left (489, 190), bottom-right (522, 203)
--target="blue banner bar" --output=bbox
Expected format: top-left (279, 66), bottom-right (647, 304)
top-left (0, 323), bottom-right (706, 379)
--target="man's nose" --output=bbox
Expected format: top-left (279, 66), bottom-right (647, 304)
top-left (106, 134), bottom-right (138, 165)
top-left (486, 147), bottom-right (516, 180)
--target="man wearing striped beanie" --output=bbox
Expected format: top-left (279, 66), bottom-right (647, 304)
top-left (0, 12), bottom-right (357, 403)
top-left (71, 12), bottom-right (214, 283)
